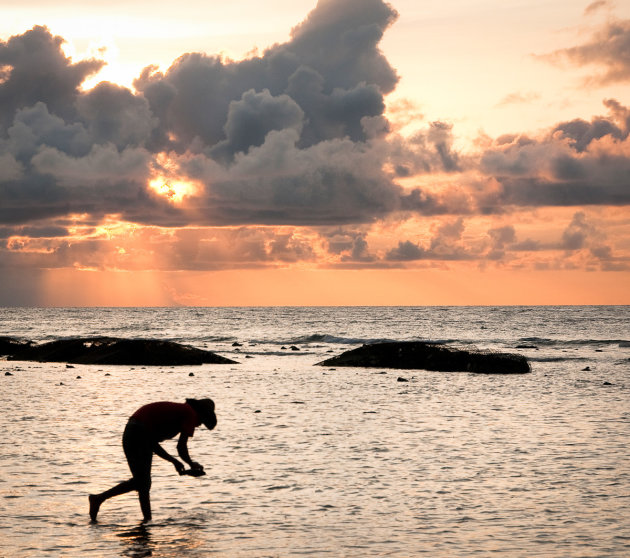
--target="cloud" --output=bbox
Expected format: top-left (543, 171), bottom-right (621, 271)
top-left (385, 240), bottom-right (426, 261)
top-left (210, 89), bottom-right (304, 162)
top-left (562, 211), bottom-right (593, 249)
top-left (496, 91), bottom-right (540, 107)
top-left (76, 82), bottom-right (157, 149)
top-left (558, 210), bottom-right (626, 269)
top-left (0, 1), bottom-right (432, 229)
top-left (0, 0), bottom-right (628, 280)
top-left (584, 1), bottom-right (613, 16)
top-left (479, 99), bottom-right (630, 209)
top-left (542, 18), bottom-right (630, 85)
top-left (386, 217), bottom-right (474, 262)
top-left (0, 26), bottom-right (103, 130)
top-left (134, 0), bottom-right (398, 154)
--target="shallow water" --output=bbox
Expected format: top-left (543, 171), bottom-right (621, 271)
top-left (1, 306), bottom-right (629, 556)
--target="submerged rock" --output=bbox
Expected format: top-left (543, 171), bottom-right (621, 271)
top-left (316, 341), bottom-right (530, 374)
top-left (3, 337), bottom-right (238, 366)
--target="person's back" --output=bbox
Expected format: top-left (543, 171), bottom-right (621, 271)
top-left (131, 401), bottom-right (199, 442)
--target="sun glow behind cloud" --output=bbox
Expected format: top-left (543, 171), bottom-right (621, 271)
top-left (148, 176), bottom-right (199, 204)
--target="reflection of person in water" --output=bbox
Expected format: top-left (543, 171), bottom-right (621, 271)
top-left (89, 398), bottom-right (217, 523)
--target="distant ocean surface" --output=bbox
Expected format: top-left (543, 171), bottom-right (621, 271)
top-left (1, 306), bottom-right (629, 556)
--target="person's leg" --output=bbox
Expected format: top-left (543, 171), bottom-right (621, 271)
top-left (89, 419), bottom-right (152, 522)
top-left (123, 421), bottom-right (154, 522)
top-left (89, 479), bottom-right (136, 521)
top-left (138, 487), bottom-right (152, 522)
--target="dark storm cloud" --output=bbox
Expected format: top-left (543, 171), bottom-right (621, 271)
top-left (134, 0), bottom-right (398, 153)
top-left (0, 26), bottom-right (103, 130)
top-left (542, 18), bottom-right (630, 85)
top-left (0, 28), bottom-right (160, 225)
top-left (1, 1), bottom-right (431, 229)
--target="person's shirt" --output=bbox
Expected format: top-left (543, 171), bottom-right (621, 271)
top-left (131, 402), bottom-right (200, 442)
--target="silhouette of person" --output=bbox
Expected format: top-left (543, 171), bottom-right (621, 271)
top-left (89, 398), bottom-right (217, 522)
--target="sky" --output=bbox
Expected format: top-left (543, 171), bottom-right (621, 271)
top-left (0, 0), bottom-right (629, 306)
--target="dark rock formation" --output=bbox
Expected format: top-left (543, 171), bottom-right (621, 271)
top-left (1, 336), bottom-right (237, 366)
top-left (316, 341), bottom-right (530, 374)
top-left (0, 336), bottom-right (32, 355)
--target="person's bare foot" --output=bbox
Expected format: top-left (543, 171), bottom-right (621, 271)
top-left (89, 494), bottom-right (102, 522)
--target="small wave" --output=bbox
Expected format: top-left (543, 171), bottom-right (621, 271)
top-left (199, 336), bottom-right (237, 343)
top-left (284, 334), bottom-right (482, 346)
top-left (284, 334), bottom-right (394, 345)
top-left (528, 356), bottom-right (589, 362)
top-left (519, 337), bottom-right (630, 347)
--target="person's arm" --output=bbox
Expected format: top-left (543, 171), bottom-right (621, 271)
top-left (153, 442), bottom-right (185, 474)
top-left (177, 433), bottom-right (203, 470)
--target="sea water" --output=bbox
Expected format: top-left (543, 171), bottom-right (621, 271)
top-left (0, 306), bottom-right (628, 557)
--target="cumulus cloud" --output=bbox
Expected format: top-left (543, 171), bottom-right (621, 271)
top-left (385, 240), bottom-right (426, 261)
top-left (385, 218), bottom-right (474, 262)
top-left (1, 1), bottom-right (436, 229)
top-left (562, 211), bottom-right (593, 250)
top-left (134, 0), bottom-right (398, 154)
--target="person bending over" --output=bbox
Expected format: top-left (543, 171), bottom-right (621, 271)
top-left (89, 398), bottom-right (217, 522)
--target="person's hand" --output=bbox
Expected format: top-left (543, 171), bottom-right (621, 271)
top-left (190, 461), bottom-right (204, 472)
top-left (173, 460), bottom-right (186, 475)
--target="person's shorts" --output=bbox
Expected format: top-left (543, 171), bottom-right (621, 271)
top-left (122, 418), bottom-right (153, 491)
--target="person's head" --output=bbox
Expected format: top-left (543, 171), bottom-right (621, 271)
top-left (185, 398), bottom-right (217, 430)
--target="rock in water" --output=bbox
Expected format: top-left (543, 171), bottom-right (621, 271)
top-left (316, 341), bottom-right (530, 374)
top-left (0, 337), bottom-right (33, 356)
top-left (4, 337), bottom-right (238, 366)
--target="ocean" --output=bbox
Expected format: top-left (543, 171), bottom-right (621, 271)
top-left (0, 306), bottom-right (628, 556)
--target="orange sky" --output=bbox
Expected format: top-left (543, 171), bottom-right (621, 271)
top-left (1, 0), bottom-right (629, 305)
